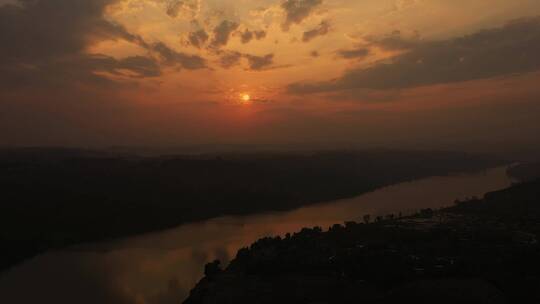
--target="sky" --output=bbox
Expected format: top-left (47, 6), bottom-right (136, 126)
top-left (1, 0), bottom-right (540, 156)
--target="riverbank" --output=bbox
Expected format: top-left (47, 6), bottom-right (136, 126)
top-left (0, 165), bottom-right (513, 304)
top-left (0, 150), bottom-right (505, 272)
top-left (185, 179), bottom-right (540, 303)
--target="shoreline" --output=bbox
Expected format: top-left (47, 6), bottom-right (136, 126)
top-left (184, 178), bottom-right (540, 303)
top-left (1, 154), bottom-right (506, 273)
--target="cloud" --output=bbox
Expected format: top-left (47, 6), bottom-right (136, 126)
top-left (0, 0), bottom-right (142, 88)
top-left (118, 29), bottom-right (206, 70)
top-left (281, 0), bottom-right (323, 31)
top-left (240, 29), bottom-right (267, 44)
top-left (219, 51), bottom-right (243, 68)
top-left (115, 56), bottom-right (161, 77)
top-left (151, 42), bottom-right (207, 69)
top-left (1, 54), bottom-right (161, 90)
top-left (218, 52), bottom-right (274, 71)
top-left (302, 20), bottom-right (330, 42)
top-left (0, 0), bottom-right (207, 89)
top-left (188, 29), bottom-right (209, 48)
top-left (364, 30), bottom-right (420, 51)
top-left (164, 0), bottom-right (200, 18)
top-left (254, 30), bottom-right (267, 40)
top-left (118, 28), bottom-right (207, 70)
top-left (245, 54), bottom-right (274, 70)
top-left (211, 20), bottom-right (239, 48)
top-left (87, 54), bottom-right (162, 77)
top-left (336, 47), bottom-right (370, 60)
top-left (289, 16), bottom-right (540, 93)
top-left (240, 30), bottom-right (254, 44)
top-left (0, 0), bottom-right (119, 63)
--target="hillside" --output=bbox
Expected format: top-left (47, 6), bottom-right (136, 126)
top-left (185, 179), bottom-right (540, 304)
top-left (0, 150), bottom-right (503, 272)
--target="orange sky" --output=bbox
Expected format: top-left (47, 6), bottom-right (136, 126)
top-left (1, 0), bottom-right (540, 157)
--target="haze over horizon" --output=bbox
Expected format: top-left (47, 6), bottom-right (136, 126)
top-left (1, 0), bottom-right (539, 158)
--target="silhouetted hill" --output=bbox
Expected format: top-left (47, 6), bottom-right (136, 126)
top-left (0, 150), bottom-right (503, 272)
top-left (507, 162), bottom-right (540, 182)
top-left (449, 178), bottom-right (540, 218)
top-left (185, 180), bottom-right (540, 304)
top-left (0, 147), bottom-right (132, 162)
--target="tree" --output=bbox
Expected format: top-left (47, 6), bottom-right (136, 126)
top-left (204, 260), bottom-right (222, 277)
top-left (363, 214), bottom-right (371, 224)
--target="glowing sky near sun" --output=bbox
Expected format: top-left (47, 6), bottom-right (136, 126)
top-left (1, 0), bottom-right (540, 155)
top-left (87, 0), bottom-right (540, 105)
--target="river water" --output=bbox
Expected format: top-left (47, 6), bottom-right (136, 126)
top-left (0, 166), bottom-right (512, 304)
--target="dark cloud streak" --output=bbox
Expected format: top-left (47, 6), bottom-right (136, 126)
top-left (302, 20), bottom-right (330, 42)
top-left (0, 0), bottom-right (206, 89)
top-left (240, 29), bottom-right (267, 44)
top-left (281, 0), bottom-right (323, 31)
top-left (218, 51), bottom-right (274, 71)
top-left (211, 20), bottom-right (239, 48)
top-left (218, 51), bottom-right (243, 69)
top-left (245, 54), bottom-right (274, 70)
top-left (151, 42), bottom-right (206, 69)
top-left (188, 29), bottom-right (209, 49)
top-left (336, 47), bottom-right (370, 59)
top-left (289, 17), bottom-right (540, 93)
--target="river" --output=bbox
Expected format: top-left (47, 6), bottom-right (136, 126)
top-left (0, 166), bottom-right (512, 304)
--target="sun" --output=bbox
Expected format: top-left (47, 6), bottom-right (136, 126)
top-left (241, 94), bottom-right (251, 102)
